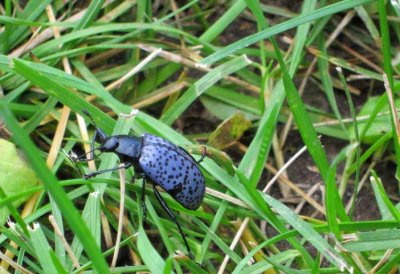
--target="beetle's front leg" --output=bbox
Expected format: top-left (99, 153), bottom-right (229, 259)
top-left (83, 163), bottom-right (132, 179)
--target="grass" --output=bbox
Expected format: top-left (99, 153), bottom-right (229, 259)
top-left (0, 0), bottom-right (400, 273)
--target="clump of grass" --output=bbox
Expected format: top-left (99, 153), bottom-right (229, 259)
top-left (0, 0), bottom-right (399, 273)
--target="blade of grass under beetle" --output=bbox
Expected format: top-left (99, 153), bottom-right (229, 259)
top-left (0, 103), bottom-right (110, 273)
top-left (261, 193), bottom-right (352, 273)
top-left (200, 0), bottom-right (376, 65)
top-left (160, 55), bottom-right (252, 125)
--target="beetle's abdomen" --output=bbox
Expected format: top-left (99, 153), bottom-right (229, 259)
top-left (139, 134), bottom-right (205, 210)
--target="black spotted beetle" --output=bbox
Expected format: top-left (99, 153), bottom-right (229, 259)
top-left (74, 110), bottom-right (206, 259)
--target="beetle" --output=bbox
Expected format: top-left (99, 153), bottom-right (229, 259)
top-left (74, 111), bottom-right (206, 259)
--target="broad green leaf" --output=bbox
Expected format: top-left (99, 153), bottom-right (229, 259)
top-left (0, 139), bottom-right (38, 225)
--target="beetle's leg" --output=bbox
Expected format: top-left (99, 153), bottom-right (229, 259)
top-left (141, 176), bottom-right (147, 223)
top-left (197, 145), bottom-right (207, 164)
top-left (83, 162), bottom-right (131, 179)
top-left (152, 184), bottom-right (194, 260)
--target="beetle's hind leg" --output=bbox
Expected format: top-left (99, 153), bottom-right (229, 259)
top-left (152, 184), bottom-right (194, 260)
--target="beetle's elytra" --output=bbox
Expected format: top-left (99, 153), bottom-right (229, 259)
top-left (74, 111), bottom-right (206, 259)
top-left (140, 133), bottom-right (205, 209)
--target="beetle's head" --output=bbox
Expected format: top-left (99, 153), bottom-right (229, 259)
top-left (99, 136), bottom-right (119, 153)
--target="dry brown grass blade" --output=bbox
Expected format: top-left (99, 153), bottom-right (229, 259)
top-left (205, 187), bottom-right (249, 208)
top-left (49, 215), bottom-right (80, 269)
top-left (111, 165), bottom-right (127, 269)
top-left (0, 250), bottom-right (33, 274)
top-left (132, 82), bottom-right (189, 109)
top-left (9, 9), bottom-right (86, 58)
top-left (217, 218), bottom-right (250, 274)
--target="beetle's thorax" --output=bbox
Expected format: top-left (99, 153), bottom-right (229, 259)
top-left (100, 135), bottom-right (142, 162)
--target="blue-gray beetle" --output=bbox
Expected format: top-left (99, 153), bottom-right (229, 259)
top-left (74, 111), bottom-right (206, 259)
